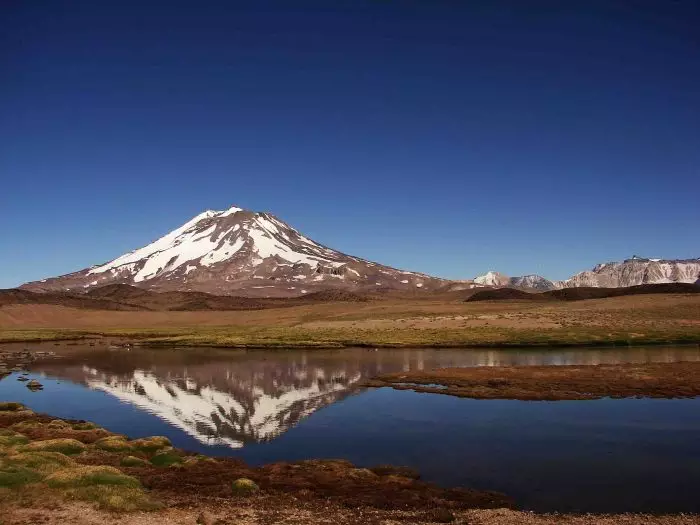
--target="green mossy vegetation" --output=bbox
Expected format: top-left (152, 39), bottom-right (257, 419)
top-left (94, 436), bottom-right (132, 452)
top-left (149, 449), bottom-right (183, 467)
top-left (120, 455), bottom-right (150, 467)
top-left (22, 439), bottom-right (86, 456)
top-left (231, 477), bottom-right (259, 495)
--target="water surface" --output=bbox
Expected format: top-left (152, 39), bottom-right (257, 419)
top-left (1, 343), bottom-right (699, 513)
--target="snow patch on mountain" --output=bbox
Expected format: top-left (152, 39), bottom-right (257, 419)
top-left (473, 257), bottom-right (699, 291)
top-left (24, 204), bottom-right (444, 296)
top-left (474, 271), bottom-right (511, 287)
top-left (562, 257), bottom-right (700, 288)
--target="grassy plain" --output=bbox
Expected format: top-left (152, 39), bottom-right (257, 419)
top-left (0, 293), bottom-right (699, 348)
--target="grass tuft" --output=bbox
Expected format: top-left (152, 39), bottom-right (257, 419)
top-left (65, 485), bottom-right (161, 511)
top-left (149, 448), bottom-right (183, 467)
top-left (8, 451), bottom-right (76, 474)
top-left (22, 439), bottom-right (86, 455)
top-left (46, 465), bottom-right (141, 488)
top-left (94, 436), bottom-right (132, 452)
top-left (0, 432), bottom-right (30, 448)
top-left (47, 420), bottom-right (71, 429)
top-left (131, 436), bottom-right (171, 454)
top-left (120, 456), bottom-right (150, 467)
top-left (0, 464), bottom-right (42, 488)
top-left (231, 477), bottom-right (259, 495)
top-left (71, 422), bottom-right (99, 431)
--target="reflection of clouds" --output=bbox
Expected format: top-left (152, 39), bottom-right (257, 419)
top-left (82, 365), bottom-right (361, 448)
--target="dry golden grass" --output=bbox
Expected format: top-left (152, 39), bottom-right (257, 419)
top-left (0, 294), bottom-right (698, 347)
top-left (22, 439), bottom-right (87, 455)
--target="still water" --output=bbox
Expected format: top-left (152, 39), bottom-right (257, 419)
top-left (1, 344), bottom-right (699, 513)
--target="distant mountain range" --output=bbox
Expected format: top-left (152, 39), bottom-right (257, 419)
top-left (19, 206), bottom-right (699, 296)
top-left (474, 256), bottom-right (700, 292)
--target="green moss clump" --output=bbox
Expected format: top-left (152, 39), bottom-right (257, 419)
top-left (47, 419), bottom-right (71, 429)
top-left (131, 436), bottom-right (171, 454)
top-left (0, 464), bottom-right (42, 487)
top-left (120, 456), bottom-right (150, 467)
top-left (11, 420), bottom-right (42, 432)
top-left (71, 422), bottom-right (99, 431)
top-left (66, 485), bottom-right (161, 512)
top-left (8, 451), bottom-right (76, 474)
top-left (231, 477), bottom-right (259, 495)
top-left (22, 439), bottom-right (86, 456)
top-left (0, 432), bottom-right (29, 448)
top-left (46, 465), bottom-right (141, 488)
top-left (183, 455), bottom-right (217, 467)
top-left (94, 436), bottom-right (132, 452)
top-left (149, 448), bottom-right (183, 467)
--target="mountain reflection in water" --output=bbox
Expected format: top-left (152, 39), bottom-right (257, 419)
top-left (30, 345), bottom-right (700, 449)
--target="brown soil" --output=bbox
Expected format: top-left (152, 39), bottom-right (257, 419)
top-left (3, 503), bottom-right (698, 525)
top-left (365, 361), bottom-right (700, 400)
top-left (0, 285), bottom-right (371, 312)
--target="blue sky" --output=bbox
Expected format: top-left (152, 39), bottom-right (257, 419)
top-left (2, 0), bottom-right (699, 288)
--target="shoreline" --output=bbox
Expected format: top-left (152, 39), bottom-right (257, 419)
top-left (0, 402), bottom-right (511, 521)
top-left (1, 403), bottom-right (698, 524)
top-left (2, 329), bottom-right (699, 350)
top-left (2, 341), bottom-right (700, 523)
top-left (365, 361), bottom-right (700, 400)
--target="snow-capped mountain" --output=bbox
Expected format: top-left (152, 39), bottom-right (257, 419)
top-left (509, 274), bottom-right (559, 291)
top-left (474, 271), bottom-right (558, 291)
top-left (22, 206), bottom-right (443, 297)
top-left (474, 257), bottom-right (699, 291)
top-left (560, 256), bottom-right (700, 288)
top-left (473, 271), bottom-right (511, 287)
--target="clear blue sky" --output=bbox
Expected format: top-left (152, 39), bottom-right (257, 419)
top-left (2, 0), bottom-right (699, 288)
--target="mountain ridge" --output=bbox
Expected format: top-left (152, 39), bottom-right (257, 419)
top-left (474, 257), bottom-right (699, 292)
top-left (20, 205), bottom-right (699, 296)
top-left (21, 206), bottom-right (445, 297)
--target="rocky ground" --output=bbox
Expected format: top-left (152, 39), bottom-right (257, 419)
top-left (6, 503), bottom-right (700, 525)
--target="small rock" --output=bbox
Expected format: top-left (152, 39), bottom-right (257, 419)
top-left (26, 379), bottom-right (44, 391)
top-left (17, 376), bottom-right (29, 382)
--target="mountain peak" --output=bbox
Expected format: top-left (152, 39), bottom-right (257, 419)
top-left (474, 271), bottom-right (510, 287)
top-left (22, 206), bottom-right (443, 297)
